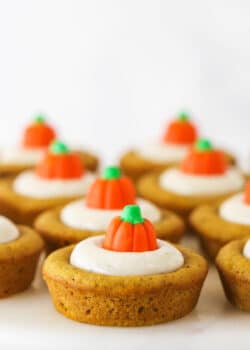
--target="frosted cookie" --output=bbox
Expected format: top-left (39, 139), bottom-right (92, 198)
top-left (138, 139), bottom-right (244, 218)
top-left (0, 215), bottom-right (44, 297)
top-left (0, 115), bottom-right (99, 177)
top-left (43, 205), bottom-right (208, 326)
top-left (0, 141), bottom-right (95, 225)
top-left (216, 238), bottom-right (250, 311)
top-left (190, 181), bottom-right (250, 259)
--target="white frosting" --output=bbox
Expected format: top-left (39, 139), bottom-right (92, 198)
top-left (219, 193), bottom-right (250, 225)
top-left (135, 142), bottom-right (189, 162)
top-left (243, 240), bottom-right (250, 259)
top-left (0, 216), bottom-right (19, 244)
top-left (61, 198), bottom-right (161, 231)
top-left (70, 236), bottom-right (184, 276)
top-left (0, 147), bottom-right (45, 165)
top-left (159, 167), bottom-right (244, 196)
top-left (13, 170), bottom-right (96, 198)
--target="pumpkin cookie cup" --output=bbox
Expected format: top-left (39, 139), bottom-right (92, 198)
top-left (35, 166), bottom-right (185, 251)
top-left (216, 239), bottom-right (250, 311)
top-left (120, 113), bottom-right (235, 181)
top-left (0, 115), bottom-right (56, 177)
top-left (138, 139), bottom-right (244, 218)
top-left (0, 115), bottom-right (98, 177)
top-left (190, 181), bottom-right (250, 259)
top-left (0, 218), bottom-right (44, 298)
top-left (0, 141), bottom-right (95, 225)
top-left (120, 112), bottom-right (197, 181)
top-left (43, 205), bottom-right (208, 326)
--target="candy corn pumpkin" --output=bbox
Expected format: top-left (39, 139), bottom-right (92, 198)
top-left (103, 205), bottom-right (158, 252)
top-left (181, 139), bottom-right (227, 175)
top-left (244, 181), bottom-right (250, 204)
top-left (22, 115), bottom-right (56, 148)
top-left (163, 112), bottom-right (197, 144)
top-left (36, 140), bottom-right (84, 179)
top-left (85, 166), bottom-right (135, 210)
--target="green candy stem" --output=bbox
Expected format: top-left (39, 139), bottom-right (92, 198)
top-left (49, 140), bottom-right (69, 154)
top-left (121, 205), bottom-right (144, 224)
top-left (177, 111), bottom-right (189, 122)
top-left (34, 115), bottom-right (45, 124)
top-left (195, 138), bottom-right (213, 151)
top-left (102, 166), bottom-right (121, 180)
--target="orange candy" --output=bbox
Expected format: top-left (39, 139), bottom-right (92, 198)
top-left (85, 166), bottom-right (136, 210)
top-left (103, 205), bottom-right (158, 252)
top-left (181, 139), bottom-right (227, 175)
top-left (244, 181), bottom-right (250, 205)
top-left (36, 140), bottom-right (84, 179)
top-left (22, 115), bottom-right (56, 148)
top-left (163, 112), bottom-right (197, 144)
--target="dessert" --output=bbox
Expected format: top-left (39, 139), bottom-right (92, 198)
top-left (120, 112), bottom-right (235, 181)
top-left (138, 139), bottom-right (244, 218)
top-left (216, 238), bottom-right (250, 311)
top-left (35, 166), bottom-right (185, 251)
top-left (0, 115), bottom-right (56, 177)
top-left (0, 215), bottom-right (44, 297)
top-left (190, 181), bottom-right (250, 259)
top-left (43, 205), bottom-right (208, 326)
top-left (0, 141), bottom-right (95, 225)
top-left (0, 115), bottom-right (99, 176)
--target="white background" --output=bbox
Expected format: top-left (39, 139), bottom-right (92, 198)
top-left (1, 1), bottom-right (250, 349)
top-left (0, 0), bottom-right (250, 165)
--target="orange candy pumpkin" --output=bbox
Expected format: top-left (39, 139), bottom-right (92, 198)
top-left (244, 181), bottom-right (250, 205)
top-left (103, 205), bottom-right (158, 252)
top-left (36, 140), bottom-right (84, 179)
top-left (181, 139), bottom-right (227, 175)
top-left (85, 166), bottom-right (136, 210)
top-left (22, 115), bottom-right (56, 148)
top-left (163, 112), bottom-right (197, 144)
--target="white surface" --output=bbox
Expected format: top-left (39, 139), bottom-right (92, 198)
top-left (1, 236), bottom-right (250, 350)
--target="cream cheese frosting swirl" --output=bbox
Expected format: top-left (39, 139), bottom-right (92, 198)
top-left (70, 236), bottom-right (184, 276)
top-left (135, 142), bottom-right (189, 163)
top-left (13, 170), bottom-right (96, 198)
top-left (219, 193), bottom-right (250, 225)
top-left (159, 167), bottom-right (244, 196)
top-left (243, 240), bottom-right (250, 259)
top-left (60, 198), bottom-right (161, 231)
top-left (0, 147), bottom-right (45, 165)
top-left (0, 216), bottom-right (19, 244)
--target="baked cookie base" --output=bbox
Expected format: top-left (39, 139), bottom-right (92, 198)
top-left (0, 226), bottom-right (44, 298)
top-left (43, 245), bottom-right (208, 326)
top-left (216, 239), bottom-right (250, 311)
top-left (120, 150), bottom-right (176, 181)
top-left (190, 205), bottom-right (250, 259)
top-left (0, 178), bottom-right (87, 225)
top-left (35, 206), bottom-right (185, 252)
